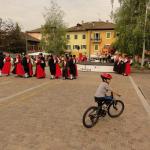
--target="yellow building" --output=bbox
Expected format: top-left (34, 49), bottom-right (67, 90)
top-left (27, 21), bottom-right (116, 55)
top-left (66, 21), bottom-right (116, 57)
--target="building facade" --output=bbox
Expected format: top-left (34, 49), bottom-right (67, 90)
top-left (27, 21), bottom-right (116, 56)
top-left (66, 21), bottom-right (116, 57)
top-left (26, 28), bottom-right (42, 52)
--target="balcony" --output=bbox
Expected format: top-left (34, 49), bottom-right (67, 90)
top-left (91, 38), bottom-right (102, 43)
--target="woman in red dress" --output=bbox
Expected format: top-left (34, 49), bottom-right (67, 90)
top-left (15, 54), bottom-right (25, 77)
top-left (35, 56), bottom-right (46, 79)
top-left (55, 56), bottom-right (62, 78)
top-left (124, 56), bottom-right (131, 76)
top-left (2, 54), bottom-right (11, 75)
top-left (27, 55), bottom-right (33, 77)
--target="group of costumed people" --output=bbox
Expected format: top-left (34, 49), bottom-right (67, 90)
top-left (0, 52), bottom-right (78, 80)
top-left (113, 54), bottom-right (131, 76)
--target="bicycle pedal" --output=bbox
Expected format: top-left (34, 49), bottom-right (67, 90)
top-left (101, 110), bottom-right (107, 117)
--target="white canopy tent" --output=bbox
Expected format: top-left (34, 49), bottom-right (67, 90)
top-left (90, 54), bottom-right (99, 58)
top-left (28, 52), bottom-right (50, 56)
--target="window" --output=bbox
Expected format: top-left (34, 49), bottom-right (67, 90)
top-left (106, 32), bottom-right (111, 39)
top-left (95, 45), bottom-right (99, 50)
top-left (104, 44), bottom-right (110, 49)
top-left (66, 45), bottom-right (71, 50)
top-left (73, 45), bottom-right (80, 50)
top-left (94, 33), bottom-right (100, 40)
top-left (82, 34), bottom-right (86, 39)
top-left (66, 35), bottom-right (70, 39)
top-left (74, 35), bottom-right (78, 39)
top-left (81, 45), bottom-right (86, 49)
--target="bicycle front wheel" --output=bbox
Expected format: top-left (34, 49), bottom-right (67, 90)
top-left (82, 106), bottom-right (99, 128)
top-left (108, 100), bottom-right (124, 118)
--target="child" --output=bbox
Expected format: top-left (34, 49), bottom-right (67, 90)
top-left (95, 73), bottom-right (120, 104)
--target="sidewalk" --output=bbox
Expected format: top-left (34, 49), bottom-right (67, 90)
top-left (131, 67), bottom-right (150, 73)
top-left (131, 72), bottom-right (150, 105)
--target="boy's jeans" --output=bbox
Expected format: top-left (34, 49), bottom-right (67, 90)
top-left (95, 96), bottom-right (113, 105)
top-left (104, 96), bottom-right (113, 101)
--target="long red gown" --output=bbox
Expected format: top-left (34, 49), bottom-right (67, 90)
top-left (16, 58), bottom-right (25, 76)
top-left (2, 57), bottom-right (11, 75)
top-left (55, 63), bottom-right (62, 78)
top-left (125, 59), bottom-right (131, 76)
top-left (36, 60), bottom-right (45, 78)
top-left (27, 58), bottom-right (33, 77)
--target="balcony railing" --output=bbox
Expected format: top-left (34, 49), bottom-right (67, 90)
top-left (91, 38), bottom-right (102, 43)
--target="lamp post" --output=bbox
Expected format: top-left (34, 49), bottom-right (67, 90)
top-left (141, 0), bottom-right (150, 67)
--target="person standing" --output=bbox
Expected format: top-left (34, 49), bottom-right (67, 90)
top-left (48, 55), bottom-right (56, 79)
top-left (2, 53), bottom-right (11, 76)
top-left (35, 55), bottom-right (46, 79)
top-left (73, 55), bottom-right (78, 79)
top-left (22, 54), bottom-right (29, 78)
top-left (124, 56), bottom-right (131, 76)
top-left (117, 54), bottom-right (125, 74)
top-left (27, 55), bottom-right (33, 77)
top-left (15, 54), bottom-right (25, 77)
top-left (68, 55), bottom-right (74, 80)
top-left (55, 56), bottom-right (62, 79)
top-left (62, 56), bottom-right (69, 80)
top-left (0, 52), bottom-right (4, 77)
top-left (22, 54), bottom-right (33, 77)
top-left (113, 54), bottom-right (119, 72)
top-left (39, 53), bottom-right (46, 71)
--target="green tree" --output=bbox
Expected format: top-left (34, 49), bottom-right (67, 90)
top-left (0, 18), bottom-right (25, 53)
top-left (111, 0), bottom-right (150, 55)
top-left (41, 0), bottom-right (67, 54)
top-left (8, 23), bottom-right (25, 53)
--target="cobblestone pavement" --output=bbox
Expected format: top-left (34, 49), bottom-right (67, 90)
top-left (0, 71), bottom-right (149, 150)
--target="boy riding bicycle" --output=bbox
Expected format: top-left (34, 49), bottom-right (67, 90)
top-left (82, 73), bottom-right (124, 128)
top-left (95, 73), bottom-right (121, 104)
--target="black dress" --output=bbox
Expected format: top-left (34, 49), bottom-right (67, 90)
top-left (48, 58), bottom-right (56, 75)
top-left (22, 57), bottom-right (29, 74)
top-left (0, 54), bottom-right (4, 70)
top-left (62, 61), bottom-right (68, 79)
top-left (40, 56), bottom-right (46, 70)
top-left (68, 58), bottom-right (74, 75)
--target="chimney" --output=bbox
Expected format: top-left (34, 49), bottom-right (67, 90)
top-left (81, 20), bottom-right (84, 24)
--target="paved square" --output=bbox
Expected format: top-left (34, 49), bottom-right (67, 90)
top-left (0, 71), bottom-right (149, 150)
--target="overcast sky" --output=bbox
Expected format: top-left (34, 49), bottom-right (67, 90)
top-left (0, 0), bottom-right (120, 31)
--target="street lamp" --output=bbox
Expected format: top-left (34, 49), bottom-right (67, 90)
top-left (141, 0), bottom-right (150, 67)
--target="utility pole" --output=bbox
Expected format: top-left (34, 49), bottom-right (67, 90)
top-left (25, 32), bottom-right (28, 54)
top-left (141, 0), bottom-right (150, 67)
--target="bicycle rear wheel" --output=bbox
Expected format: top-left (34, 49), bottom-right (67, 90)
top-left (108, 100), bottom-right (124, 118)
top-left (82, 106), bottom-right (99, 128)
